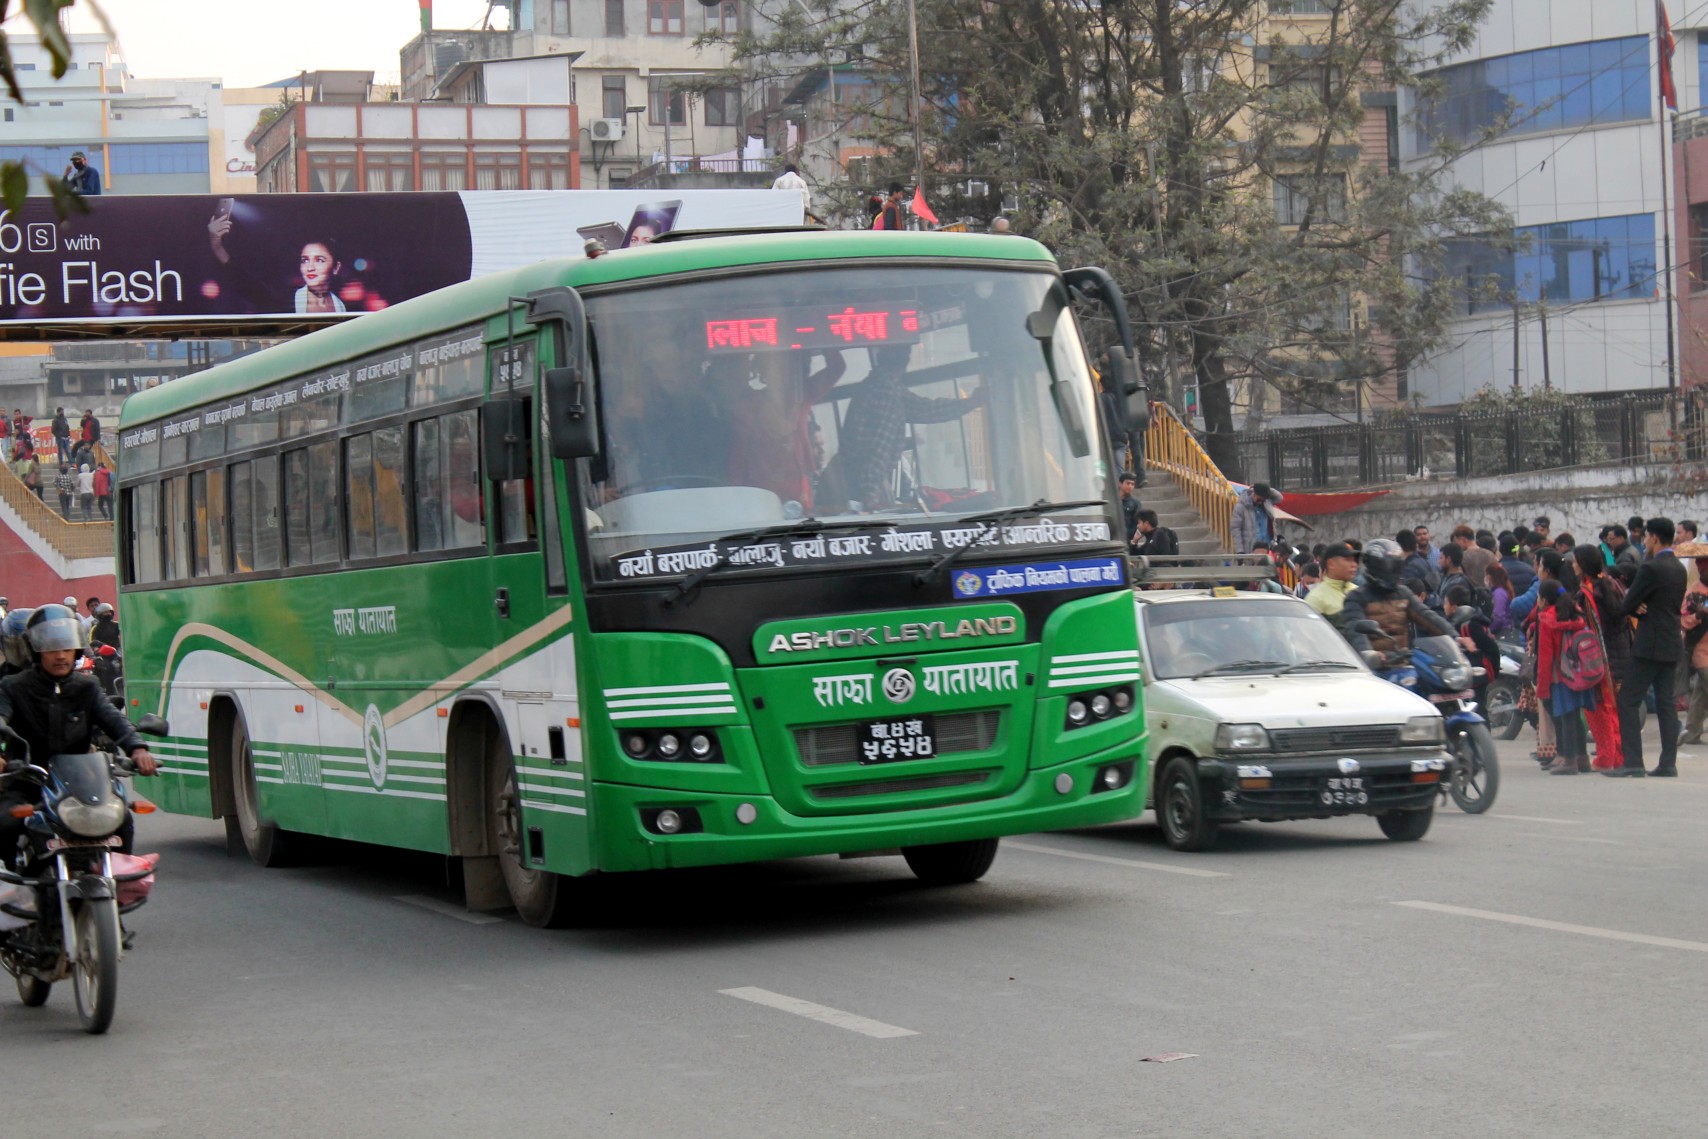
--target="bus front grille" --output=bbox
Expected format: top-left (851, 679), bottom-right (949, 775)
top-left (808, 771), bottom-right (993, 800)
top-left (794, 710), bottom-right (1002, 767)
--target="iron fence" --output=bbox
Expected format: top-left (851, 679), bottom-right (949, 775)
top-left (1225, 390), bottom-right (1705, 490)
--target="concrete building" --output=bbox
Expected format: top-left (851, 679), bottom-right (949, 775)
top-left (0, 32), bottom-right (215, 196)
top-left (1402, 0), bottom-right (1692, 406)
top-left (403, 0), bottom-right (769, 190)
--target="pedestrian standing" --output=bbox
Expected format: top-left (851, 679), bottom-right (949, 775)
top-left (1118, 472), bottom-right (1142, 553)
top-left (875, 183), bottom-right (906, 231)
top-left (93, 461), bottom-right (113, 520)
top-left (771, 163), bottom-right (810, 215)
top-left (1486, 562), bottom-right (1515, 634)
top-left (54, 463), bottom-right (76, 518)
top-left (13, 450), bottom-right (39, 501)
top-left (1413, 524), bottom-right (1441, 572)
top-left (61, 150), bottom-right (102, 196)
top-left (1456, 525), bottom-right (1494, 587)
top-left (1535, 581), bottom-right (1596, 774)
top-left (80, 408), bottom-right (100, 447)
top-left (1306, 544), bottom-right (1360, 630)
top-left (50, 406), bottom-right (71, 463)
top-left (76, 463), bottom-right (94, 521)
top-left (1609, 518), bottom-right (1688, 777)
top-left (1678, 544), bottom-right (1708, 745)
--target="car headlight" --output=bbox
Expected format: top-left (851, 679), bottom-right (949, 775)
top-left (1214, 723), bottom-right (1271, 752)
top-left (1439, 665), bottom-right (1472, 689)
top-left (1401, 715), bottom-right (1445, 744)
top-left (57, 794), bottom-right (128, 838)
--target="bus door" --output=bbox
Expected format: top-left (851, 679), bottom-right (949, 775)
top-left (485, 331), bottom-right (590, 875)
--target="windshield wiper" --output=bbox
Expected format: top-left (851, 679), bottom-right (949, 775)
top-left (1276, 659), bottom-right (1362, 675)
top-left (1189, 659), bottom-right (1287, 680)
top-left (665, 518), bottom-right (883, 605)
top-left (912, 498), bottom-right (1108, 587)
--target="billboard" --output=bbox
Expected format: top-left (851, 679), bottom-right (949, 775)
top-left (0, 190), bottom-right (804, 331)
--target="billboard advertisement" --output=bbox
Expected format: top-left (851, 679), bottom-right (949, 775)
top-left (0, 190), bottom-right (804, 330)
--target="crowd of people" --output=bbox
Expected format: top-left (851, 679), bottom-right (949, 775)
top-left (1278, 513), bottom-right (1703, 779)
top-left (4, 406), bottom-right (114, 523)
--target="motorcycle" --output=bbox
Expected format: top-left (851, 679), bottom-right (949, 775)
top-left (0, 713), bottom-right (168, 1034)
top-left (1352, 622), bottom-right (1501, 814)
top-left (91, 643), bottom-right (124, 698)
top-left (1486, 629), bottom-right (1526, 742)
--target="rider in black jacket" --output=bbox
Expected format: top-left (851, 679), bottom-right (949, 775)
top-left (0, 606), bottom-right (156, 869)
top-left (1343, 538), bottom-right (1454, 664)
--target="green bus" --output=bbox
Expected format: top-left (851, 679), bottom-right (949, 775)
top-left (115, 230), bottom-right (1151, 926)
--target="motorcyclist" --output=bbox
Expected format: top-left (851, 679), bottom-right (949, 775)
top-left (1342, 538), bottom-right (1454, 667)
top-left (0, 605), bottom-right (157, 871)
top-left (90, 602), bottom-right (121, 651)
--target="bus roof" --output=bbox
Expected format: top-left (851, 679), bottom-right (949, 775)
top-left (118, 231), bottom-right (1056, 430)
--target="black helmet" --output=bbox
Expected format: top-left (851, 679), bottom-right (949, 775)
top-left (1361, 538), bottom-right (1403, 588)
top-left (22, 603), bottom-right (86, 663)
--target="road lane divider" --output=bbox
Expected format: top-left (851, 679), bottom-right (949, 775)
top-left (1005, 841), bottom-right (1230, 878)
top-left (719, 987), bottom-right (919, 1039)
top-left (1393, 901), bottom-right (1708, 953)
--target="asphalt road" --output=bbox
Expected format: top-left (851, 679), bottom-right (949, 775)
top-left (6, 727), bottom-right (1705, 1139)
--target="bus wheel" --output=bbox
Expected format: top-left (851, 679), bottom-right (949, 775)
top-left (486, 755), bottom-right (572, 928)
top-left (229, 717), bottom-right (296, 868)
top-left (901, 838), bottom-right (999, 885)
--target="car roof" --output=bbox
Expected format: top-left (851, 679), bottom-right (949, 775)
top-left (1132, 588), bottom-right (1309, 607)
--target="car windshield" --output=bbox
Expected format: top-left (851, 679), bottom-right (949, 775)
top-left (1142, 597), bottom-right (1366, 680)
top-left (578, 265), bottom-right (1113, 583)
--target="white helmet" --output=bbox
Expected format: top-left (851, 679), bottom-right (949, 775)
top-left (62, 596), bottom-right (77, 609)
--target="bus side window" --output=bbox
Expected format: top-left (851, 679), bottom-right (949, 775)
top-left (284, 448), bottom-right (312, 568)
top-left (373, 425), bottom-right (407, 557)
top-left (127, 483), bottom-right (162, 585)
top-left (189, 467), bottom-right (228, 577)
top-left (346, 433), bottom-right (377, 560)
top-left (254, 455), bottom-right (282, 571)
top-left (309, 440), bottom-right (339, 564)
top-left (162, 475), bottom-right (189, 582)
top-left (445, 409), bottom-right (483, 548)
top-left (496, 399), bottom-right (535, 546)
top-left (230, 460), bottom-right (254, 574)
top-left (413, 417), bottom-right (445, 552)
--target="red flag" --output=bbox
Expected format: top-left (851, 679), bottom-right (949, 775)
top-left (910, 187), bottom-right (939, 227)
top-left (1658, 0), bottom-right (1678, 111)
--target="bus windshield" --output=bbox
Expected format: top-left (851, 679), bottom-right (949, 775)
top-left (581, 265), bottom-right (1113, 583)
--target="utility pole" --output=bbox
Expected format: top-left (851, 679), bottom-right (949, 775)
top-left (906, 0), bottom-right (925, 216)
top-left (1511, 295), bottom-right (1522, 391)
top-left (1539, 290), bottom-right (1551, 391)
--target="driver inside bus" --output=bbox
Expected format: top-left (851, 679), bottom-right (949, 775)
top-left (816, 344), bottom-right (987, 512)
top-left (724, 348), bottom-right (845, 513)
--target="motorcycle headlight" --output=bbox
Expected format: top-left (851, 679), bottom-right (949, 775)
top-left (1401, 716), bottom-right (1445, 744)
top-left (56, 794), bottom-right (127, 838)
top-left (1439, 665), bottom-right (1472, 689)
top-left (1214, 723), bottom-right (1271, 752)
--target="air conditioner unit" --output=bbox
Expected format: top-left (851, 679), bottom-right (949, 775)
top-left (591, 118), bottom-right (625, 142)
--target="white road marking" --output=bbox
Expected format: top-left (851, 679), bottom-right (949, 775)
top-left (1516, 834), bottom-right (1626, 846)
top-left (1475, 814), bottom-right (1584, 825)
top-left (719, 987), bottom-right (919, 1038)
top-left (394, 895), bottom-right (507, 925)
top-left (1005, 841), bottom-right (1230, 878)
top-left (1393, 901), bottom-right (1708, 953)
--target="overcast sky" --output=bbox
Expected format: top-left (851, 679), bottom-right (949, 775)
top-left (62, 0), bottom-right (498, 88)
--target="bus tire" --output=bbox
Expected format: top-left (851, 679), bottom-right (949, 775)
top-left (901, 838), bottom-right (999, 885)
top-left (229, 715), bottom-right (297, 868)
top-left (486, 746), bottom-right (572, 928)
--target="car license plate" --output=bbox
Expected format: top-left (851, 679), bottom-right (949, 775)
top-left (1319, 776), bottom-right (1368, 806)
top-left (857, 715), bottom-right (937, 764)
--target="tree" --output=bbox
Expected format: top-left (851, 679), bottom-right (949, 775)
top-left (710, 0), bottom-right (1511, 480)
top-left (1, 0), bottom-right (104, 217)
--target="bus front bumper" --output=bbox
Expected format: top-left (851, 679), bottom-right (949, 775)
top-left (587, 743), bottom-right (1148, 872)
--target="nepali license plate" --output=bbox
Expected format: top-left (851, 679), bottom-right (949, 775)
top-left (857, 715), bottom-right (938, 764)
top-left (1318, 775), bottom-right (1368, 807)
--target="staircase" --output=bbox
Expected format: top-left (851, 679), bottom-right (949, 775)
top-left (1141, 402), bottom-right (1237, 555)
top-left (0, 457), bottom-right (116, 606)
top-left (1140, 468), bottom-right (1227, 557)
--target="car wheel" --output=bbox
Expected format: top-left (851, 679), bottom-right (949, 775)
top-left (1378, 805), bottom-right (1433, 841)
top-left (1159, 757), bottom-right (1218, 852)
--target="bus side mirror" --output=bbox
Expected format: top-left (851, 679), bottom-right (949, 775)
top-left (481, 398), bottom-right (532, 483)
top-left (134, 714), bottom-right (169, 737)
top-left (1103, 349), bottom-right (1149, 434)
top-left (543, 366), bottom-right (600, 460)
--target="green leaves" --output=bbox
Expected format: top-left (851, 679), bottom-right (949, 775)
top-left (0, 160), bottom-right (26, 216)
top-left (1, 2), bottom-right (108, 217)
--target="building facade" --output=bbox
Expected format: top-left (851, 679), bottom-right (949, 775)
top-left (1402, 0), bottom-right (1698, 405)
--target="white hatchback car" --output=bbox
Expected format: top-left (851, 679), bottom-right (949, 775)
top-left (1134, 589), bottom-right (1450, 851)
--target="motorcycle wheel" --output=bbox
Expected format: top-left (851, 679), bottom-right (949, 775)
top-left (1449, 723), bottom-right (1501, 815)
top-left (71, 899), bottom-right (120, 1035)
top-left (1486, 678), bottom-right (1524, 741)
top-left (15, 970), bottom-right (50, 1007)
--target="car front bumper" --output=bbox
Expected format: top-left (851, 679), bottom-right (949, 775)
top-left (1198, 751), bottom-right (1449, 821)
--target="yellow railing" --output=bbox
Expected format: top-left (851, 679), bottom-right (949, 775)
top-left (0, 458), bottom-right (115, 562)
top-left (1144, 401), bottom-right (1238, 552)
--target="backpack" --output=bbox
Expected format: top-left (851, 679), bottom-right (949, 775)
top-left (1472, 584), bottom-right (1495, 619)
top-left (1558, 625), bottom-right (1607, 692)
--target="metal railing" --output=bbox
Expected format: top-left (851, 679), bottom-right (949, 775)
top-left (1144, 400), bottom-right (1238, 550)
top-left (1231, 390), bottom-right (1706, 490)
top-left (0, 459), bottom-right (114, 562)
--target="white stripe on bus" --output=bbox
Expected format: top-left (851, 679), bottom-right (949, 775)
top-left (517, 769), bottom-right (584, 782)
top-left (1049, 661), bottom-right (1147, 677)
top-left (157, 766), bottom-right (210, 778)
top-left (253, 762), bottom-right (283, 773)
top-left (520, 800), bottom-right (587, 816)
top-left (253, 774), bottom-right (284, 784)
top-left (606, 694), bottom-right (739, 709)
top-left (1050, 650), bottom-right (1140, 663)
top-left (519, 783), bottom-right (586, 798)
top-left (604, 682), bottom-right (732, 697)
top-left (321, 784), bottom-right (447, 802)
top-left (1048, 673), bottom-right (1140, 689)
top-left (609, 706), bottom-right (739, 721)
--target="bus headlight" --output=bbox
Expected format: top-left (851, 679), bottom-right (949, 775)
top-left (615, 729), bottom-right (722, 763)
top-left (1063, 686), bottom-right (1137, 731)
top-left (655, 733), bottom-right (682, 759)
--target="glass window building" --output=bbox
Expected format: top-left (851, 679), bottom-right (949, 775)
top-left (1416, 36), bottom-right (1651, 148)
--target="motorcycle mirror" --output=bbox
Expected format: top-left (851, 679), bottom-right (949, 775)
top-left (134, 713), bottom-right (170, 737)
top-left (98, 645), bottom-right (115, 657)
